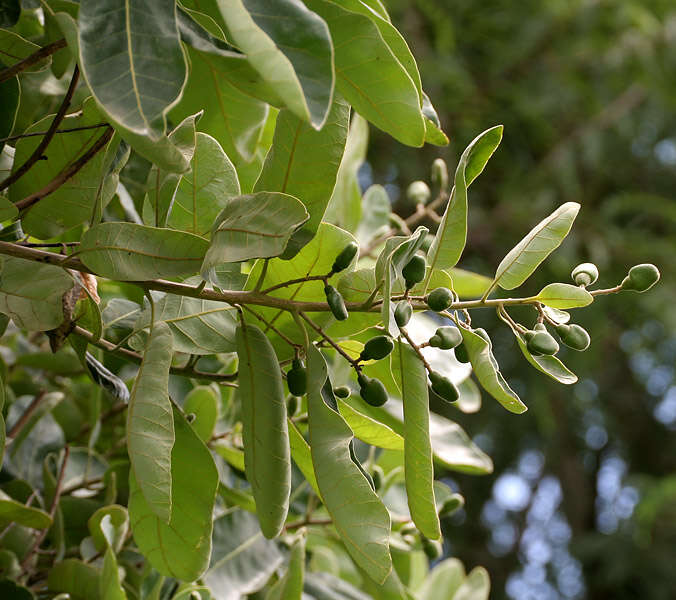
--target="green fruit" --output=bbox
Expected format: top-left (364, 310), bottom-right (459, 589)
top-left (331, 241), bottom-right (358, 274)
top-left (438, 494), bottom-right (464, 517)
top-left (534, 322), bottom-right (547, 332)
top-left (371, 465), bottom-right (384, 491)
top-left (429, 372), bottom-right (459, 403)
top-left (571, 262), bottom-right (599, 286)
top-left (325, 284), bottom-right (348, 321)
top-left (426, 287), bottom-right (452, 312)
top-left (360, 335), bottom-right (394, 361)
top-left (394, 300), bottom-right (412, 327)
top-left (620, 263), bottom-right (660, 292)
top-left (428, 326), bottom-right (462, 349)
top-left (422, 537), bottom-right (443, 560)
top-left (402, 254), bottom-right (426, 289)
top-left (555, 323), bottom-right (590, 351)
top-left (431, 158), bottom-right (449, 193)
top-left (358, 374), bottom-right (389, 407)
top-left (455, 343), bottom-right (470, 363)
top-left (406, 180), bottom-right (431, 205)
top-left (526, 331), bottom-right (559, 356)
top-left (286, 394), bottom-right (300, 417)
top-left (333, 385), bottom-right (351, 399)
top-left (287, 359), bottom-right (307, 396)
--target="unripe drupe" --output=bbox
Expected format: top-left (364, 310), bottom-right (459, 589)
top-left (620, 263), bottom-right (660, 293)
top-left (286, 359), bottom-right (307, 397)
top-left (331, 242), bottom-right (358, 274)
top-left (324, 284), bottom-right (348, 321)
top-left (402, 254), bottom-right (426, 289)
top-left (360, 335), bottom-right (394, 361)
top-left (357, 374), bottom-right (389, 407)
top-left (426, 287), bottom-right (452, 312)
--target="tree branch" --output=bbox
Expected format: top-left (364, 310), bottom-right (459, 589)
top-left (0, 38), bottom-right (67, 85)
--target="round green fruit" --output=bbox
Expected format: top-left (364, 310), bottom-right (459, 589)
top-left (426, 287), bottom-right (452, 312)
top-left (422, 537), bottom-right (443, 560)
top-left (571, 262), bottom-right (599, 286)
top-left (371, 465), bottom-right (384, 491)
top-left (286, 395), bottom-right (300, 417)
top-left (428, 326), bottom-right (462, 349)
top-left (534, 322), bottom-right (547, 332)
top-left (394, 300), bottom-right (412, 327)
top-left (324, 284), bottom-right (348, 321)
top-left (620, 263), bottom-right (660, 293)
top-left (333, 385), bottom-right (351, 399)
top-left (358, 374), bottom-right (389, 407)
top-left (402, 254), bottom-right (426, 289)
top-left (331, 241), bottom-right (358, 274)
top-left (287, 359), bottom-right (307, 396)
top-left (360, 335), bottom-right (394, 361)
top-left (406, 180), bottom-right (431, 205)
top-left (429, 371), bottom-right (459, 403)
top-left (455, 343), bottom-right (470, 363)
top-left (431, 158), bottom-right (449, 192)
top-left (526, 331), bottom-right (559, 356)
top-left (555, 323), bottom-right (590, 351)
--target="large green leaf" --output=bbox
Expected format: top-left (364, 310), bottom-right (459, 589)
top-left (492, 202), bottom-right (580, 290)
top-left (0, 29), bottom-right (50, 70)
top-left (79, 222), bottom-right (208, 281)
top-left (266, 533), bottom-right (306, 600)
top-left (78, 0), bottom-right (187, 140)
top-left (216, 0), bottom-right (334, 128)
top-left (396, 342), bottom-right (440, 540)
top-left (129, 407), bottom-right (218, 581)
top-left (324, 114), bottom-right (369, 233)
top-left (337, 400), bottom-right (403, 451)
top-left (201, 191), bottom-right (308, 273)
top-left (355, 184), bottom-right (391, 245)
top-left (515, 333), bottom-right (577, 385)
top-left (184, 385), bottom-right (219, 442)
top-left (254, 97), bottom-right (350, 257)
top-left (533, 282), bottom-right (593, 309)
top-left (305, 0), bottom-right (424, 146)
top-left (47, 559), bottom-right (101, 600)
top-left (418, 558), bottom-right (465, 600)
top-left (11, 99), bottom-right (120, 239)
top-left (426, 126), bottom-right (503, 280)
top-left (236, 323), bottom-right (291, 539)
top-left (0, 492), bottom-right (52, 529)
top-left (0, 197), bottom-right (17, 222)
top-left (0, 257), bottom-right (73, 331)
top-left (306, 345), bottom-right (392, 584)
top-left (288, 419), bottom-right (321, 497)
top-left (127, 321), bottom-right (174, 522)
top-left (454, 567), bottom-right (491, 600)
top-left (204, 509), bottom-right (283, 599)
top-left (449, 268), bottom-right (493, 299)
top-left (0, 70), bottom-right (18, 155)
top-left (459, 327), bottom-right (527, 414)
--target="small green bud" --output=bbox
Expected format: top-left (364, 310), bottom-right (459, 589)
top-left (371, 465), bottom-right (384, 491)
top-left (421, 536), bottom-right (443, 560)
top-left (331, 241), bottom-right (359, 274)
top-left (555, 323), bottom-right (590, 351)
top-left (358, 374), bottom-right (389, 407)
top-left (526, 331), bottom-right (559, 356)
top-left (406, 180), bottom-right (431, 205)
top-left (426, 287), bottom-right (453, 312)
top-left (454, 343), bottom-right (470, 363)
top-left (571, 262), bottom-right (599, 286)
top-left (620, 263), bottom-right (660, 293)
top-left (431, 158), bottom-right (449, 193)
top-left (429, 371), bottom-right (459, 403)
top-left (360, 335), bottom-right (394, 361)
top-left (402, 254), bottom-right (426, 289)
top-left (333, 385), bottom-right (351, 399)
top-left (324, 284), bottom-right (348, 321)
top-left (394, 300), bottom-right (412, 327)
top-left (429, 326), bottom-right (462, 350)
top-left (287, 359), bottom-right (307, 396)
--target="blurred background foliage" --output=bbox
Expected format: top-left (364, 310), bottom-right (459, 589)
top-left (364, 1), bottom-right (676, 598)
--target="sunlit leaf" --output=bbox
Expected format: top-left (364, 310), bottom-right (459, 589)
top-left (533, 282), bottom-right (593, 309)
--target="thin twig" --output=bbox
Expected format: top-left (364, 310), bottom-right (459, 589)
top-left (15, 126), bottom-right (114, 212)
top-left (0, 38), bottom-right (66, 85)
top-left (0, 123), bottom-right (109, 145)
top-left (399, 327), bottom-right (433, 374)
top-left (0, 66), bottom-right (80, 193)
top-left (284, 517), bottom-right (332, 531)
top-left (242, 305), bottom-right (299, 349)
top-left (299, 312), bottom-right (360, 370)
top-left (262, 273), bottom-right (328, 295)
top-left (6, 391), bottom-right (47, 439)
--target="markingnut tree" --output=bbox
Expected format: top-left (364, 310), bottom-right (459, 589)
top-left (0, 1), bottom-right (661, 599)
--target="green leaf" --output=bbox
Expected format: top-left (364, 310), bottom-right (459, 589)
top-left (79, 222), bottom-right (209, 281)
top-left (305, 0), bottom-right (425, 146)
top-left (422, 92), bottom-right (449, 146)
top-left (78, 0), bottom-right (187, 140)
top-left (184, 385), bottom-right (219, 442)
top-left (0, 1), bottom-right (20, 29)
top-left (216, 0), bottom-right (334, 128)
top-left (11, 98), bottom-right (120, 239)
top-left (127, 321), bottom-right (174, 523)
top-left (0, 29), bottom-right (50, 70)
top-left (337, 400), bottom-right (403, 451)
top-left (288, 419), bottom-right (321, 498)
top-left (492, 202), bottom-right (580, 290)
top-left (129, 407), bottom-right (218, 581)
top-left (515, 334), bottom-right (578, 385)
top-left (426, 126), bottom-right (503, 278)
top-left (236, 323), bottom-right (291, 539)
top-left (306, 345), bottom-right (392, 584)
top-left (449, 268), bottom-right (493, 299)
top-left (395, 341), bottom-right (440, 540)
top-left (87, 505), bottom-right (129, 554)
top-left (0, 580), bottom-right (34, 600)
top-left (459, 327), bottom-right (527, 414)
top-left (204, 509), bottom-right (283, 597)
top-left (0, 257), bottom-right (74, 331)
top-left (0, 197), bottom-right (17, 222)
top-left (266, 533), bottom-right (306, 600)
top-left (165, 133), bottom-right (240, 235)
top-left (454, 567), bottom-right (490, 600)
top-left (355, 184), bottom-right (391, 245)
top-left (101, 546), bottom-right (126, 600)
top-left (47, 559), bottom-right (100, 600)
top-left (325, 113), bottom-right (369, 233)
top-left (0, 493), bottom-right (52, 529)
top-left (201, 191), bottom-right (308, 273)
top-left (533, 282), bottom-right (593, 309)
top-left (255, 97), bottom-right (350, 258)
top-left (418, 558), bottom-right (465, 600)
top-left (0, 70), bottom-right (19, 155)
